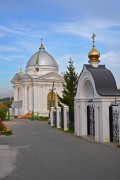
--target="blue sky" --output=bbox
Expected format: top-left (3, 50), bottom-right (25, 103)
top-left (0, 0), bottom-right (120, 97)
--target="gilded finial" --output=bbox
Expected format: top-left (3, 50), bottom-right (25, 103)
top-left (92, 32), bottom-right (96, 47)
top-left (39, 38), bottom-right (45, 50)
top-left (19, 67), bottom-right (23, 75)
top-left (41, 38), bottom-right (43, 44)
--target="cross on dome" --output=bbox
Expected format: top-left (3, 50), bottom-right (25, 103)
top-left (39, 38), bottom-right (45, 50)
top-left (92, 32), bottom-right (96, 47)
top-left (88, 33), bottom-right (100, 67)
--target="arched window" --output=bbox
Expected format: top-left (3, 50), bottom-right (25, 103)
top-left (47, 92), bottom-right (57, 110)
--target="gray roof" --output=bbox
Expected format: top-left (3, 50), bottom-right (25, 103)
top-left (11, 101), bottom-right (22, 108)
top-left (85, 64), bottom-right (120, 96)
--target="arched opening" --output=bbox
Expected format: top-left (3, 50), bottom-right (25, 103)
top-left (47, 92), bottom-right (57, 110)
top-left (81, 80), bottom-right (94, 99)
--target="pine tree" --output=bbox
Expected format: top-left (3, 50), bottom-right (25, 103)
top-left (58, 58), bottom-right (78, 130)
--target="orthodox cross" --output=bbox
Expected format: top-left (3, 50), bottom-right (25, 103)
top-left (92, 32), bottom-right (96, 47)
top-left (49, 81), bottom-right (56, 118)
top-left (49, 81), bottom-right (56, 107)
top-left (41, 38), bottom-right (43, 44)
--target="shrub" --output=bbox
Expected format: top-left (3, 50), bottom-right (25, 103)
top-left (0, 110), bottom-right (6, 120)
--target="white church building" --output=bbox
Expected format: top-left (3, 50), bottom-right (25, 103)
top-left (74, 34), bottom-right (120, 143)
top-left (11, 41), bottom-right (63, 117)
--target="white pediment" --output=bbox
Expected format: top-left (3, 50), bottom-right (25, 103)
top-left (38, 72), bottom-right (63, 81)
top-left (11, 73), bottom-right (31, 84)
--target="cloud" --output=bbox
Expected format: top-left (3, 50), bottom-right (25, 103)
top-left (0, 24), bottom-right (45, 38)
top-left (54, 20), bottom-right (120, 39)
top-left (0, 45), bottom-right (20, 52)
top-left (0, 55), bottom-right (24, 62)
top-left (101, 51), bottom-right (120, 67)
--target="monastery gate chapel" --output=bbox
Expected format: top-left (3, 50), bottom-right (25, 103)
top-left (74, 33), bottom-right (120, 144)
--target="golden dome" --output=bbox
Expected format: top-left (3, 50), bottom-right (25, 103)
top-left (88, 33), bottom-right (100, 63)
top-left (88, 47), bottom-right (100, 63)
top-left (19, 67), bottom-right (23, 75)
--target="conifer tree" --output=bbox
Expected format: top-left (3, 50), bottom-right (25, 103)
top-left (58, 58), bottom-right (78, 130)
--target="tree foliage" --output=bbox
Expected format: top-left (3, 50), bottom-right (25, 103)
top-left (3, 101), bottom-right (12, 108)
top-left (58, 59), bottom-right (78, 130)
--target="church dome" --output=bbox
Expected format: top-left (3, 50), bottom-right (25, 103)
top-left (88, 33), bottom-right (100, 67)
top-left (88, 47), bottom-right (100, 62)
top-left (26, 42), bottom-right (58, 70)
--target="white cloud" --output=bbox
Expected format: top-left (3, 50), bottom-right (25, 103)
top-left (101, 51), bottom-right (120, 67)
top-left (0, 45), bottom-right (20, 52)
top-left (0, 24), bottom-right (44, 38)
top-left (0, 55), bottom-right (24, 62)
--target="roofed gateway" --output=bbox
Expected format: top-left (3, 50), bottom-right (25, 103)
top-left (74, 33), bottom-right (120, 143)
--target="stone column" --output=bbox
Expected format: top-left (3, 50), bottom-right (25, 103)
top-left (50, 107), bottom-right (54, 127)
top-left (23, 86), bottom-right (27, 114)
top-left (74, 102), bottom-right (77, 134)
top-left (94, 104), bottom-right (101, 142)
top-left (14, 86), bottom-right (18, 101)
top-left (14, 108), bottom-right (18, 116)
top-left (117, 101), bottom-right (120, 145)
top-left (56, 107), bottom-right (61, 128)
top-left (100, 100), bottom-right (111, 142)
top-left (63, 105), bottom-right (69, 131)
top-left (80, 101), bottom-right (87, 136)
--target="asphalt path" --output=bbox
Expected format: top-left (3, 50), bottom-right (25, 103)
top-left (0, 119), bottom-right (120, 180)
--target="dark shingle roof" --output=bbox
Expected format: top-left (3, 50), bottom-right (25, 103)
top-left (85, 64), bottom-right (120, 96)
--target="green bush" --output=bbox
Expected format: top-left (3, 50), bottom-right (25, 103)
top-left (39, 116), bottom-right (49, 121)
top-left (0, 124), bottom-right (4, 131)
top-left (0, 110), bottom-right (6, 120)
top-left (2, 130), bottom-right (13, 136)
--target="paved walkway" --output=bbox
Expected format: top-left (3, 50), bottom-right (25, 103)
top-left (0, 119), bottom-right (120, 180)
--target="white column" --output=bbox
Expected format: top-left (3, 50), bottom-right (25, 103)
top-left (29, 86), bottom-right (32, 112)
top-left (56, 107), bottom-right (61, 128)
top-left (80, 101), bottom-right (87, 136)
top-left (50, 107), bottom-right (54, 127)
top-left (63, 105), bottom-right (69, 131)
top-left (23, 86), bottom-right (27, 114)
top-left (14, 86), bottom-right (18, 101)
top-left (14, 108), bottom-right (18, 116)
top-left (101, 101), bottom-right (111, 142)
top-left (118, 102), bottom-right (120, 145)
top-left (74, 102), bottom-right (77, 134)
top-left (95, 105), bottom-right (101, 142)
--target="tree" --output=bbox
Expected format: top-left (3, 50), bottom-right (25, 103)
top-left (0, 104), bottom-right (8, 111)
top-left (58, 58), bottom-right (78, 130)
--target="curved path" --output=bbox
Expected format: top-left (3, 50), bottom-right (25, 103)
top-left (0, 119), bottom-right (120, 180)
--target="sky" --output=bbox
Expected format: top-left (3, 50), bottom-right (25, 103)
top-left (0, 0), bottom-right (120, 98)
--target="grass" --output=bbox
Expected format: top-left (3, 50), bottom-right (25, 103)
top-left (29, 116), bottom-right (49, 121)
